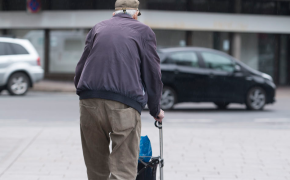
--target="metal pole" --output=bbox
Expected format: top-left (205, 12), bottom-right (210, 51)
top-left (44, 29), bottom-right (50, 78)
top-left (155, 121), bottom-right (164, 180)
top-left (158, 122), bottom-right (163, 180)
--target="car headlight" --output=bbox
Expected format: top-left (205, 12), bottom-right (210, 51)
top-left (262, 73), bottom-right (273, 81)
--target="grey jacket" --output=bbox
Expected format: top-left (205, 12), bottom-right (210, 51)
top-left (74, 13), bottom-right (163, 118)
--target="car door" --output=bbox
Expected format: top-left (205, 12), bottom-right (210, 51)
top-left (0, 42), bottom-right (12, 86)
top-left (164, 51), bottom-right (208, 102)
top-left (199, 51), bottom-right (244, 102)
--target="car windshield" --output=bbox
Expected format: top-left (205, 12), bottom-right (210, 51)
top-left (157, 51), bottom-right (165, 62)
top-left (235, 59), bottom-right (262, 75)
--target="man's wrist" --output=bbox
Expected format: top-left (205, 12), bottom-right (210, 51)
top-left (154, 108), bottom-right (161, 118)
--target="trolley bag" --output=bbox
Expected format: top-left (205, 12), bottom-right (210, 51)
top-left (139, 136), bottom-right (152, 163)
top-left (136, 121), bottom-right (164, 180)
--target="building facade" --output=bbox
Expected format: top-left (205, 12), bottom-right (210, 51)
top-left (0, 0), bottom-right (289, 85)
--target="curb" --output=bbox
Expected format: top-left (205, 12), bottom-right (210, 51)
top-left (31, 80), bottom-right (76, 93)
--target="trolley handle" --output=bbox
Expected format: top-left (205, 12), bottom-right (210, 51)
top-left (154, 121), bottom-right (162, 129)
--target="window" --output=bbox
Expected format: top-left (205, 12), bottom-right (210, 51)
top-left (0, 42), bottom-right (15, 55)
top-left (201, 52), bottom-right (234, 72)
top-left (157, 52), bottom-right (165, 61)
top-left (8, 43), bottom-right (29, 55)
top-left (64, 39), bottom-right (82, 51)
top-left (242, 1), bottom-right (276, 15)
top-left (49, 30), bottom-right (87, 73)
top-left (147, 0), bottom-right (234, 13)
top-left (0, 43), bottom-right (5, 55)
top-left (44, 0), bottom-right (115, 10)
top-left (2, 0), bottom-right (26, 11)
top-left (165, 52), bottom-right (199, 68)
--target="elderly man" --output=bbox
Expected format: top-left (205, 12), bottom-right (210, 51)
top-left (74, 0), bottom-right (164, 179)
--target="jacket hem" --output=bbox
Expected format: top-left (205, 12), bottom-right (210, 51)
top-left (79, 90), bottom-right (143, 114)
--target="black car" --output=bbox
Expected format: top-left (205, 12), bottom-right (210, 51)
top-left (158, 47), bottom-right (276, 110)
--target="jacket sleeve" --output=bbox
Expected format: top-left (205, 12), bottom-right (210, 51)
top-left (74, 29), bottom-right (94, 88)
top-left (141, 29), bottom-right (163, 118)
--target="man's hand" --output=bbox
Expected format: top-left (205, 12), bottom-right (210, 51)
top-left (154, 109), bottom-right (164, 122)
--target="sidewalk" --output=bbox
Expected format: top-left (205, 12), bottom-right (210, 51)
top-left (0, 122), bottom-right (290, 180)
top-left (32, 80), bottom-right (290, 97)
top-left (32, 80), bottom-right (76, 93)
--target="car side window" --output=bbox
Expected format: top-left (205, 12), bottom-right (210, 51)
top-left (165, 52), bottom-right (199, 68)
top-left (8, 43), bottom-right (29, 55)
top-left (201, 52), bottom-right (234, 72)
top-left (0, 42), bottom-right (5, 55)
top-left (0, 42), bottom-right (14, 56)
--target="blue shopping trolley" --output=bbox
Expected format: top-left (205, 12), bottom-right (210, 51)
top-left (136, 121), bottom-right (164, 180)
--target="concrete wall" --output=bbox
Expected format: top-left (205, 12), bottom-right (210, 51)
top-left (1, 10), bottom-right (290, 33)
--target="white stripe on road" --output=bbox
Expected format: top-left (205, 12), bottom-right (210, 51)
top-left (0, 119), bottom-right (29, 122)
top-left (166, 119), bottom-right (214, 123)
top-left (165, 118), bottom-right (290, 123)
top-left (254, 118), bottom-right (290, 123)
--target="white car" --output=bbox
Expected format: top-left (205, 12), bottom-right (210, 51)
top-left (0, 37), bottom-right (44, 95)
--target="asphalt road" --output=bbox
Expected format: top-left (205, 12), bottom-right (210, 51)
top-left (0, 90), bottom-right (289, 129)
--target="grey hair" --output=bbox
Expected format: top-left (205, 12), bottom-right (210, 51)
top-left (115, 10), bottom-right (137, 17)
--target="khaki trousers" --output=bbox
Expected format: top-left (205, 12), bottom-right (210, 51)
top-left (79, 98), bottom-right (141, 180)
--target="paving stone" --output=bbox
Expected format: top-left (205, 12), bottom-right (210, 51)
top-left (0, 123), bottom-right (290, 180)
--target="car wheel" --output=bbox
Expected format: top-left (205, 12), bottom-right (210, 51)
top-left (214, 102), bottom-right (230, 109)
top-left (160, 86), bottom-right (176, 110)
top-left (7, 72), bottom-right (29, 96)
top-left (246, 87), bottom-right (266, 110)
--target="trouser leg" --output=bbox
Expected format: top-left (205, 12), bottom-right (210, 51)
top-left (104, 100), bottom-right (141, 180)
top-left (80, 99), bottom-right (111, 180)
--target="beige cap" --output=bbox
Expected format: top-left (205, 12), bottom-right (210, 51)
top-left (115, 0), bottom-right (141, 16)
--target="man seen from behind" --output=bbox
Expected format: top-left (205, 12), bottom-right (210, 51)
top-left (74, 0), bottom-right (165, 179)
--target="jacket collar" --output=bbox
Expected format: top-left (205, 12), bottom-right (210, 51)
top-left (113, 13), bottom-right (133, 19)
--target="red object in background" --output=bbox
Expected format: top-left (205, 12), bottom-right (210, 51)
top-left (37, 57), bottom-right (41, 66)
top-left (27, 0), bottom-right (41, 13)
